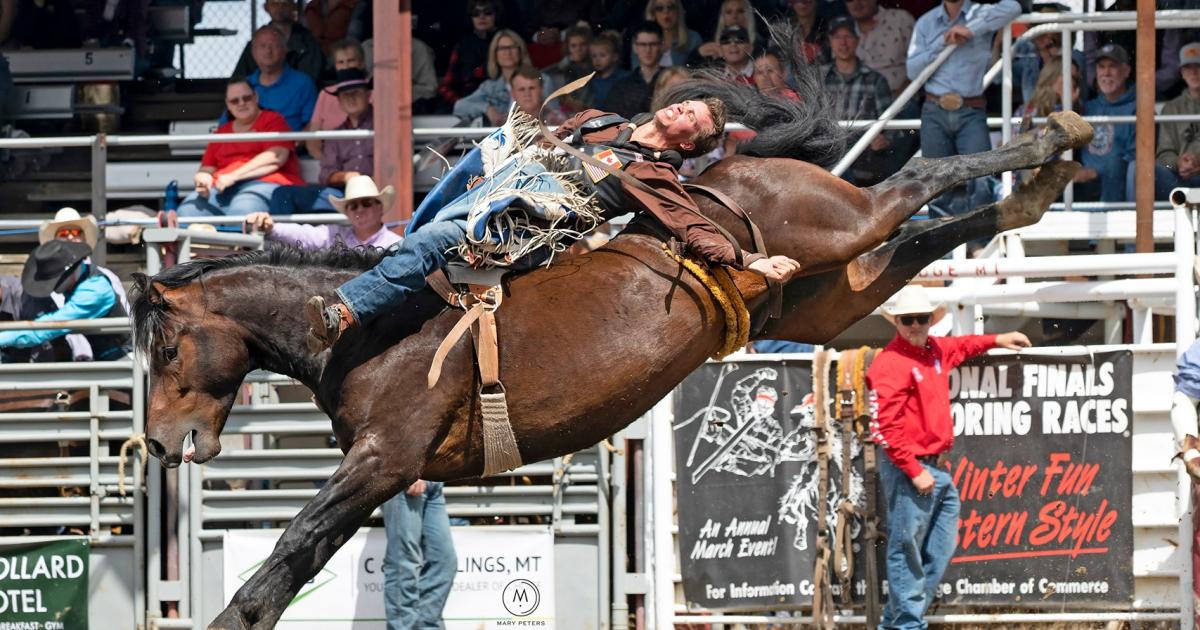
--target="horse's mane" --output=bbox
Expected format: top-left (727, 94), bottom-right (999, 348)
top-left (131, 243), bottom-right (390, 353)
top-left (659, 25), bottom-right (847, 167)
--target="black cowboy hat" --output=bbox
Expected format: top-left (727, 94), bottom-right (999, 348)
top-left (22, 240), bottom-right (91, 298)
top-left (323, 68), bottom-right (373, 95)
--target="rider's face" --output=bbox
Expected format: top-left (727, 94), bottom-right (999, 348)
top-left (652, 100), bottom-right (714, 152)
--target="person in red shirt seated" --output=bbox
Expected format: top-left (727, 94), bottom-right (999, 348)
top-left (867, 285), bottom-right (1030, 629)
top-left (177, 79), bottom-right (306, 217)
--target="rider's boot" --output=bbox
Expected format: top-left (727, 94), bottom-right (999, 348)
top-left (1173, 434), bottom-right (1200, 484)
top-left (305, 296), bottom-right (355, 353)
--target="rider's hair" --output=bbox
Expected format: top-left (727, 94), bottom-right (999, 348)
top-left (687, 97), bottom-right (726, 157)
top-left (657, 23), bottom-right (846, 166)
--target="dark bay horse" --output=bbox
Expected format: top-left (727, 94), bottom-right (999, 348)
top-left (132, 112), bottom-right (1090, 629)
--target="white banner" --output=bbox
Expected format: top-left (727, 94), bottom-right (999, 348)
top-left (223, 526), bottom-right (555, 629)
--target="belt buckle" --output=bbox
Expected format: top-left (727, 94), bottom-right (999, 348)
top-left (938, 93), bottom-right (964, 111)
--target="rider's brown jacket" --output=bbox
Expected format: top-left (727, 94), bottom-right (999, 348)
top-left (553, 110), bottom-right (762, 269)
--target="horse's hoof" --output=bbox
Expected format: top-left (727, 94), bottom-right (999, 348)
top-left (1044, 111), bottom-right (1094, 152)
top-left (995, 160), bottom-right (1080, 231)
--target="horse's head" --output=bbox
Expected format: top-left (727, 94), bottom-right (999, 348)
top-left (132, 272), bottom-right (253, 468)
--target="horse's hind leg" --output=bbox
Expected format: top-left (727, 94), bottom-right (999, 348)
top-left (208, 441), bottom-right (411, 630)
top-left (758, 160), bottom-right (1080, 344)
top-left (846, 111), bottom-right (1093, 253)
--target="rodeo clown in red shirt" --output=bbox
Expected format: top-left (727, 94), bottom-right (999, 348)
top-left (866, 285), bottom-right (1030, 630)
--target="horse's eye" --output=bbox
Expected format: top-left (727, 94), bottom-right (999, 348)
top-left (163, 346), bottom-right (178, 362)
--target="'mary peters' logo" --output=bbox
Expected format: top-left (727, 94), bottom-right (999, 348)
top-left (502, 579), bottom-right (541, 616)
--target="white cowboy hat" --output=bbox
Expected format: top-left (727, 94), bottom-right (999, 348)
top-left (39, 207), bottom-right (99, 250)
top-left (880, 285), bottom-right (947, 325)
top-left (328, 175), bottom-right (395, 213)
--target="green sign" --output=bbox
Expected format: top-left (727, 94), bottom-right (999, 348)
top-left (0, 538), bottom-right (89, 629)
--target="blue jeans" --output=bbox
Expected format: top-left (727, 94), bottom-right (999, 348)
top-left (176, 179), bottom-right (279, 216)
top-left (919, 102), bottom-right (994, 218)
top-left (1147, 162), bottom-right (1200, 202)
top-left (337, 220), bottom-right (466, 323)
top-left (879, 455), bottom-right (960, 630)
top-left (268, 185), bottom-right (342, 214)
top-left (382, 481), bottom-right (457, 630)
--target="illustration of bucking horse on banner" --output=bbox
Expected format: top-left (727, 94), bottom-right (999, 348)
top-left (131, 60), bottom-right (1092, 627)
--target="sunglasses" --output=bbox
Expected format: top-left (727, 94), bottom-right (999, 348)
top-left (226, 94), bottom-right (255, 105)
top-left (56, 227), bottom-right (84, 239)
top-left (653, 3), bottom-right (678, 12)
top-left (898, 314), bottom-right (932, 326)
top-left (720, 36), bottom-right (748, 44)
top-left (344, 199), bottom-right (381, 212)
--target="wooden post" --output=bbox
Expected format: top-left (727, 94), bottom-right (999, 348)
top-left (1134, 0), bottom-right (1154, 253)
top-left (374, 0), bottom-right (415, 229)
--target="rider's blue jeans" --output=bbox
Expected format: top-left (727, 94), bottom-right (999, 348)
top-left (336, 221), bottom-right (467, 323)
top-left (879, 455), bottom-right (960, 630)
top-left (382, 481), bottom-right (457, 630)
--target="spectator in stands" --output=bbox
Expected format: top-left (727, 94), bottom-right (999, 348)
top-left (303, 0), bottom-right (367, 56)
top-left (823, 16), bottom-right (896, 185)
top-left (512, 66), bottom-right (567, 124)
top-left (246, 175), bottom-right (401, 249)
top-left (234, 0), bottom-right (325, 84)
top-left (650, 66), bottom-right (691, 110)
top-left (1171, 337), bottom-right (1200, 483)
top-left (452, 29), bottom-right (537, 124)
top-left (1013, 26), bottom-right (1087, 107)
top-left (780, 0), bottom-right (828, 64)
top-left (718, 26), bottom-right (755, 84)
top-left (692, 0), bottom-right (759, 66)
top-left (37, 207), bottom-right (129, 362)
top-left (237, 26), bottom-right (319, 132)
top-left (381, 480), bottom-right (457, 630)
top-left (546, 25), bottom-right (593, 112)
top-left (1075, 43), bottom-right (1135, 205)
top-left (272, 68), bottom-right (374, 215)
top-left (305, 38), bottom-right (369, 158)
top-left (1153, 42), bottom-right (1200, 201)
top-left (1020, 58), bottom-right (1081, 118)
top-left (410, 37), bottom-right (441, 115)
top-left (527, 20), bottom-right (564, 70)
top-left (608, 22), bottom-right (665, 119)
top-left (753, 50), bottom-right (799, 99)
top-left (582, 31), bottom-right (628, 110)
top-left (845, 0), bottom-right (913, 98)
top-left (644, 0), bottom-right (701, 66)
top-left (438, 0), bottom-right (499, 106)
top-left (178, 80), bottom-right (306, 217)
top-left (0, 240), bottom-right (131, 361)
top-left (907, 0), bottom-right (1020, 218)
top-left (869, 285), bottom-right (1030, 629)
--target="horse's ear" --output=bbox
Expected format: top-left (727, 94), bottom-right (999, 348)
top-left (133, 273), bottom-right (168, 306)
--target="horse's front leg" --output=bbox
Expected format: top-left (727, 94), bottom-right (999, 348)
top-left (208, 441), bottom-right (412, 630)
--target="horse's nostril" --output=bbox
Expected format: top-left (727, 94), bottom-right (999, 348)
top-left (145, 438), bottom-right (166, 458)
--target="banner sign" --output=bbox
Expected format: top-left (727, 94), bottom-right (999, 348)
top-left (673, 352), bottom-right (1133, 610)
top-left (224, 526), bottom-right (555, 629)
top-left (0, 538), bottom-right (89, 629)
top-left (940, 350), bottom-right (1133, 604)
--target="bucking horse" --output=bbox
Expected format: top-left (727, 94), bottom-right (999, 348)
top-left (131, 73), bottom-right (1092, 627)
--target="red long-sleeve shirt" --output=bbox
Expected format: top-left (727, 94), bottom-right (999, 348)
top-left (867, 333), bottom-right (998, 479)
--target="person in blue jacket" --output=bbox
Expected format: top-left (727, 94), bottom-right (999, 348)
top-left (1173, 339), bottom-right (1200, 483)
top-left (0, 240), bottom-right (131, 361)
top-left (1076, 44), bottom-right (1136, 206)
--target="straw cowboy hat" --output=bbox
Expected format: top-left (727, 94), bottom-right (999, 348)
top-left (880, 285), bottom-right (947, 326)
top-left (39, 207), bottom-right (99, 249)
top-left (329, 175), bottom-right (395, 213)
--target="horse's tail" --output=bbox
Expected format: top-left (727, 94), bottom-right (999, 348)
top-left (659, 27), bottom-right (847, 168)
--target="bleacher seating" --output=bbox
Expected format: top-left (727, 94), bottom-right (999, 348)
top-left (5, 49), bottom-right (135, 84)
top-left (9, 85), bottom-right (75, 120)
